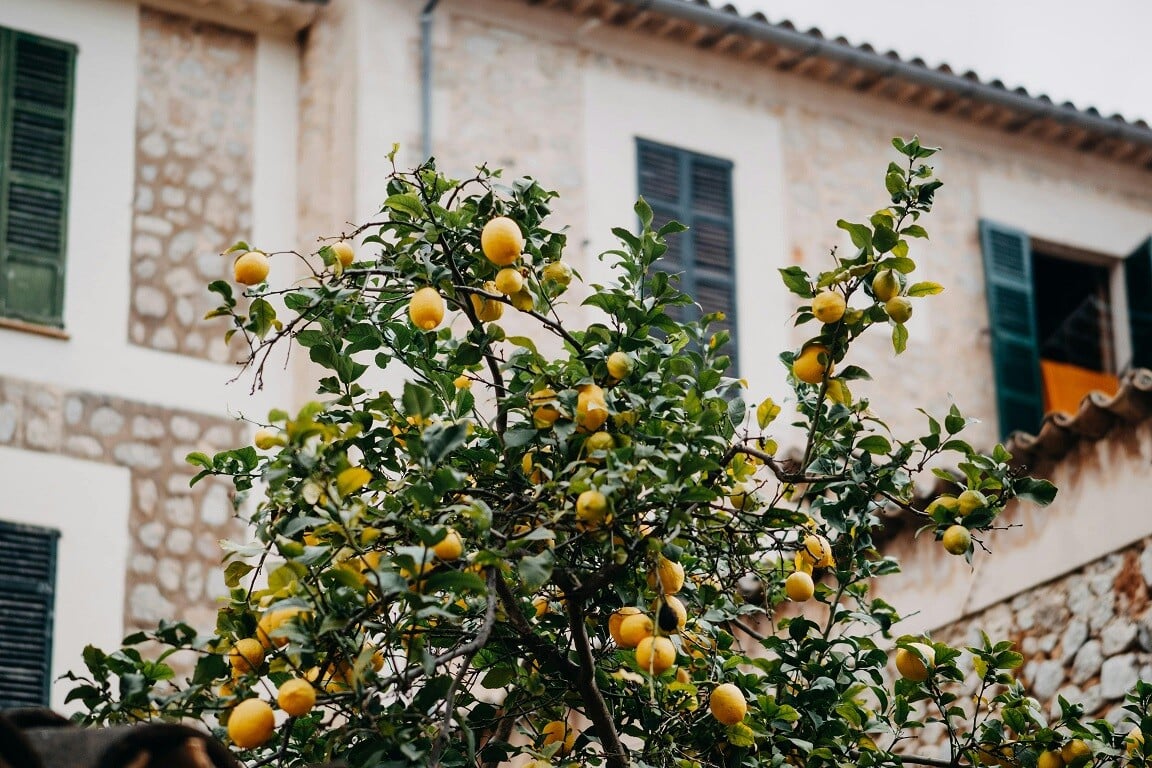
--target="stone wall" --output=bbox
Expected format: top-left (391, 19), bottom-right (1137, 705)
top-left (129, 7), bottom-right (255, 361)
top-left (0, 374), bottom-right (246, 633)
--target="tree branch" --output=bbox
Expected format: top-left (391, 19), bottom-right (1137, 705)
top-left (563, 594), bottom-right (628, 768)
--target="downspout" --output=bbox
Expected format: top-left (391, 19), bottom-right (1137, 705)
top-left (616, 0), bottom-right (1152, 148)
top-left (421, 0), bottom-right (442, 160)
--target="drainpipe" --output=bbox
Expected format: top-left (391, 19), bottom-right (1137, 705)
top-left (420, 0), bottom-right (441, 160)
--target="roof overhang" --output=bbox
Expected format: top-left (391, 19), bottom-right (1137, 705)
top-left (144, 0), bottom-right (321, 35)
top-left (525, 0), bottom-right (1152, 170)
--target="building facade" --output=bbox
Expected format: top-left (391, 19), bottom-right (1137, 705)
top-left (0, 0), bottom-right (1149, 717)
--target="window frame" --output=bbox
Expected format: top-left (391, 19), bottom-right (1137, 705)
top-left (980, 220), bottom-right (1148, 438)
top-left (635, 137), bottom-right (739, 373)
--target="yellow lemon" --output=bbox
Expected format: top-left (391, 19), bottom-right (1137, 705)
top-left (229, 638), bottom-right (265, 675)
top-left (617, 612), bottom-right (654, 649)
top-left (942, 524), bottom-right (971, 555)
top-left (812, 290), bottom-right (846, 324)
top-left (277, 678), bottom-right (317, 717)
top-left (510, 288), bottom-right (535, 312)
top-left (802, 534), bottom-right (835, 568)
top-left (256, 606), bottom-right (308, 649)
top-left (481, 216), bottom-right (524, 266)
top-left (470, 283), bottom-right (504, 322)
top-left (585, 431), bottom-right (616, 454)
top-left (636, 636), bottom-right (676, 675)
top-left (958, 489), bottom-right (988, 516)
top-left (894, 643), bottom-right (934, 682)
top-left (529, 388), bottom-right (562, 429)
top-left (653, 556), bottom-right (686, 595)
top-left (885, 296), bottom-right (913, 323)
top-left (576, 490), bottom-right (609, 529)
top-left (872, 269), bottom-right (900, 302)
top-left (331, 241), bottom-right (355, 267)
top-left (409, 287), bottom-right (445, 330)
top-left (709, 683), bottom-right (747, 725)
top-left (1037, 750), bottom-right (1065, 768)
top-left (607, 351), bottom-right (634, 380)
top-left (494, 267), bottom-right (524, 295)
top-left (233, 251), bottom-right (269, 285)
top-left (1128, 727), bottom-right (1144, 755)
top-left (433, 528), bottom-right (464, 561)
top-left (253, 428), bottom-right (283, 450)
top-left (541, 720), bottom-right (576, 755)
top-left (785, 571), bottom-right (815, 602)
top-left (575, 384), bottom-right (609, 433)
top-left (793, 344), bottom-right (833, 385)
top-left (609, 607), bottom-right (643, 645)
top-left (228, 698), bottom-right (276, 748)
top-left (1061, 739), bottom-right (1091, 767)
top-left (654, 595), bottom-right (688, 633)
top-left (542, 260), bottom-right (573, 286)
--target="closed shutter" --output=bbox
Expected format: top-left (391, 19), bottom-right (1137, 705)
top-left (0, 30), bottom-right (76, 327)
top-left (979, 220), bottom-right (1043, 439)
top-left (1124, 238), bottom-right (1152, 370)
top-left (0, 520), bottom-right (59, 708)
top-left (637, 139), bottom-right (737, 372)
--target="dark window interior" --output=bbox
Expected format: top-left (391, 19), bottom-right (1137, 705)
top-left (1033, 251), bottom-right (1113, 372)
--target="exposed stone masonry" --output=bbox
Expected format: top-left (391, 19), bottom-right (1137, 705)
top-left (129, 8), bottom-right (255, 361)
top-left (0, 375), bottom-right (246, 633)
top-left (904, 539), bottom-right (1152, 757)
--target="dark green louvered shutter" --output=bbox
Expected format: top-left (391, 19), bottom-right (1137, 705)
top-left (637, 139), bottom-right (738, 372)
top-left (0, 30), bottom-right (76, 327)
top-left (0, 520), bottom-right (59, 708)
top-left (979, 220), bottom-right (1043, 438)
top-left (1124, 238), bottom-right (1152, 371)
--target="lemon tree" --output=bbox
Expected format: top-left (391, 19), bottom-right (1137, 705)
top-left (66, 140), bottom-right (1150, 768)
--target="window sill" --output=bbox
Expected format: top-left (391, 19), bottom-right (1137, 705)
top-left (0, 317), bottom-right (70, 340)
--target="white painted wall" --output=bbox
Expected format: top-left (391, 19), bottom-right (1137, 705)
top-left (582, 64), bottom-right (792, 407)
top-left (0, 0), bottom-right (298, 421)
top-left (0, 447), bottom-right (132, 711)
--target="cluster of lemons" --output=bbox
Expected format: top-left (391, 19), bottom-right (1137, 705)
top-left (407, 216), bottom-right (573, 331)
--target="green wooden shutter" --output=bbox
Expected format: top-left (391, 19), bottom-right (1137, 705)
top-left (1124, 237), bottom-right (1152, 371)
top-left (0, 29), bottom-right (77, 327)
top-left (0, 520), bottom-right (59, 708)
top-left (979, 220), bottom-right (1044, 438)
top-left (637, 139), bottom-right (737, 372)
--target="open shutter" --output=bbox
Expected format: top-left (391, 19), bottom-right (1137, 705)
top-left (1124, 237), bottom-right (1152, 371)
top-left (0, 520), bottom-right (59, 708)
top-left (0, 30), bottom-right (76, 327)
top-left (979, 220), bottom-right (1044, 438)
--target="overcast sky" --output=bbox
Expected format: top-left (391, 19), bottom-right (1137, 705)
top-left (723, 1), bottom-right (1152, 124)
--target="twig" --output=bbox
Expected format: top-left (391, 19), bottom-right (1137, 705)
top-left (563, 594), bottom-right (628, 768)
top-left (428, 569), bottom-right (500, 768)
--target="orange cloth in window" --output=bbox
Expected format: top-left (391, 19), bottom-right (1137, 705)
top-left (1040, 358), bottom-right (1119, 415)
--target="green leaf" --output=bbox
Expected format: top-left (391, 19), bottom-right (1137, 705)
top-left (892, 323), bottom-right (908, 354)
top-left (403, 381), bottom-right (436, 419)
top-left (902, 224), bottom-right (929, 239)
top-left (384, 193), bottom-right (424, 218)
top-left (857, 435), bottom-right (892, 454)
top-left (756, 397), bottom-right (781, 429)
top-left (836, 219), bottom-right (873, 250)
top-left (185, 452), bottom-right (212, 469)
top-left (873, 225), bottom-right (898, 253)
top-left (248, 298), bottom-right (278, 338)
top-left (778, 266), bottom-right (813, 298)
top-left (885, 172), bottom-right (906, 198)
top-left (506, 336), bottom-right (539, 355)
top-left (907, 281), bottom-right (944, 297)
top-left (1015, 478), bottom-right (1058, 506)
top-left (884, 257), bottom-right (917, 274)
top-left (635, 196), bottom-right (654, 229)
top-left (518, 550), bottom-right (554, 591)
top-left (422, 569), bottom-right (487, 594)
top-left (224, 561), bottom-right (254, 588)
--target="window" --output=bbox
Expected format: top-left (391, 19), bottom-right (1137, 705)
top-left (637, 139), bottom-right (738, 372)
top-left (0, 520), bottom-right (59, 708)
top-left (0, 28), bottom-right (77, 328)
top-left (979, 220), bottom-right (1152, 438)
